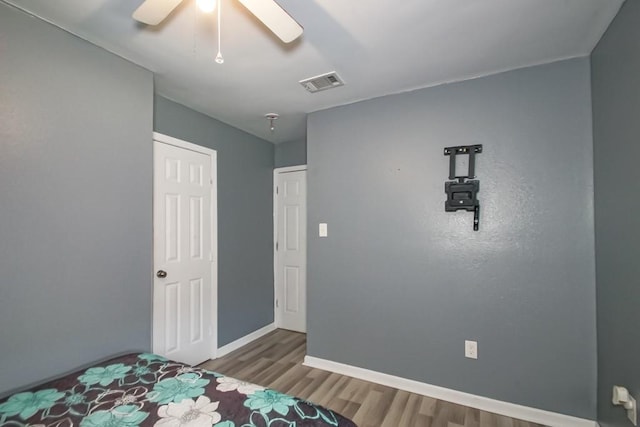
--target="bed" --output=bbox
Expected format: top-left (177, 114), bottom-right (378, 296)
top-left (0, 353), bottom-right (357, 427)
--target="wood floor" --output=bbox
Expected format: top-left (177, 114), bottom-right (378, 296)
top-left (200, 329), bottom-right (546, 427)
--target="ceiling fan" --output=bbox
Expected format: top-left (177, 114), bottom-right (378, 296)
top-left (132, 0), bottom-right (303, 43)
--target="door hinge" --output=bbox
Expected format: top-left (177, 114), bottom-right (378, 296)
top-left (276, 299), bottom-right (279, 308)
top-left (276, 186), bottom-right (279, 195)
top-left (276, 241), bottom-right (278, 251)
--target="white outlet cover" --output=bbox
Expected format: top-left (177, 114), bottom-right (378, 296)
top-left (629, 395), bottom-right (637, 426)
top-left (319, 223), bottom-right (328, 237)
top-left (465, 340), bottom-right (478, 359)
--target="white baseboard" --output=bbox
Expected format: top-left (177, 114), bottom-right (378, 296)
top-left (216, 323), bottom-right (276, 358)
top-left (303, 356), bottom-right (597, 427)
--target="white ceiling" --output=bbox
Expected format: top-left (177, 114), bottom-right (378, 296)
top-left (3, 0), bottom-right (623, 143)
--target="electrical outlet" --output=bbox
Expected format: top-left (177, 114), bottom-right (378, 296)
top-left (465, 340), bottom-right (478, 359)
top-left (613, 386), bottom-right (637, 426)
top-left (628, 395), bottom-right (637, 426)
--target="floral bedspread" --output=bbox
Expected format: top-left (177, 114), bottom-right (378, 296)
top-left (0, 353), bottom-right (357, 427)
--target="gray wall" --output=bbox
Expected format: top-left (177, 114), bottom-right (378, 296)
top-left (307, 58), bottom-right (597, 419)
top-left (0, 4), bottom-right (153, 395)
top-left (154, 96), bottom-right (274, 346)
top-left (592, 1), bottom-right (640, 426)
top-left (275, 138), bottom-right (307, 168)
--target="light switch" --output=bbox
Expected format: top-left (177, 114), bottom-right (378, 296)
top-left (319, 223), bottom-right (328, 237)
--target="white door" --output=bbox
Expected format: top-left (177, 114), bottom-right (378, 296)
top-left (153, 135), bottom-right (217, 365)
top-left (274, 168), bottom-right (307, 332)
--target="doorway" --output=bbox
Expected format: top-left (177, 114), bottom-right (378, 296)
top-left (274, 166), bottom-right (307, 332)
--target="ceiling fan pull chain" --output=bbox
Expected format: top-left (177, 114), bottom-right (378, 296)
top-left (215, 0), bottom-right (224, 64)
top-left (192, 0), bottom-right (197, 57)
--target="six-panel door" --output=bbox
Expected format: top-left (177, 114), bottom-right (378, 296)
top-left (153, 141), bottom-right (213, 365)
top-left (275, 170), bottom-right (307, 332)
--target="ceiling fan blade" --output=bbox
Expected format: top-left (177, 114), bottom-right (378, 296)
top-left (132, 0), bottom-right (184, 25)
top-left (236, 0), bottom-right (303, 43)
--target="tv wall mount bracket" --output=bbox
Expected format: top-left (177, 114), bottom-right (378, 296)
top-left (444, 144), bottom-right (483, 231)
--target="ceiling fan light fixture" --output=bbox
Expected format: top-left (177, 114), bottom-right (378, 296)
top-left (197, 0), bottom-right (216, 13)
top-left (133, 0), bottom-right (302, 44)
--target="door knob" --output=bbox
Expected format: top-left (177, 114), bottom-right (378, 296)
top-left (156, 270), bottom-right (167, 278)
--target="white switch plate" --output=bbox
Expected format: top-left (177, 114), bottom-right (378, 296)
top-left (319, 223), bottom-right (328, 237)
top-left (465, 340), bottom-right (478, 359)
top-left (629, 395), bottom-right (637, 426)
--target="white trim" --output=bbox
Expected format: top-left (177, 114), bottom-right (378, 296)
top-left (216, 323), bottom-right (276, 358)
top-left (154, 132), bottom-right (212, 155)
top-left (273, 165), bottom-right (307, 329)
top-left (303, 356), bottom-right (598, 427)
top-left (275, 165), bottom-right (307, 174)
top-left (153, 132), bottom-right (218, 360)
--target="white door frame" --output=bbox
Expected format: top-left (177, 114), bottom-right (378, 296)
top-left (153, 131), bottom-right (218, 359)
top-left (273, 165), bottom-right (307, 329)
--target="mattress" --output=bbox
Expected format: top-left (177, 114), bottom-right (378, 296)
top-left (0, 353), bottom-right (357, 427)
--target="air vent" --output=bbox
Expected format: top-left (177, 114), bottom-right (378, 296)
top-left (299, 71), bottom-right (345, 93)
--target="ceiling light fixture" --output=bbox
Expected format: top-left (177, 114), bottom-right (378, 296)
top-left (133, 0), bottom-right (303, 43)
top-left (265, 113), bottom-right (279, 132)
top-left (197, 0), bottom-right (216, 13)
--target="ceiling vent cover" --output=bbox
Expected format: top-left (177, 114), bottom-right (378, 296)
top-left (299, 71), bottom-right (345, 93)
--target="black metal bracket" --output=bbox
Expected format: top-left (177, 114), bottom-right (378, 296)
top-left (444, 144), bottom-right (483, 231)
